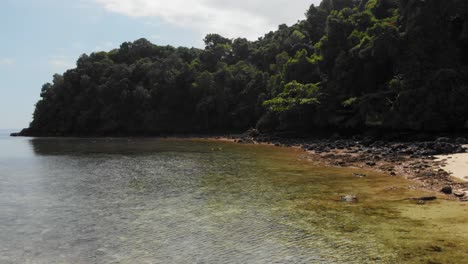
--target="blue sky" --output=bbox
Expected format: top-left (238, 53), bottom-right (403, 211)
top-left (0, 0), bottom-right (319, 129)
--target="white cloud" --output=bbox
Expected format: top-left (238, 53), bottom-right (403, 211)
top-left (0, 58), bottom-right (16, 66)
top-left (94, 0), bottom-right (321, 40)
top-left (49, 56), bottom-right (76, 73)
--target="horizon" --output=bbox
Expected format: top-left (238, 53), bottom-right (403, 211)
top-left (0, 0), bottom-right (320, 129)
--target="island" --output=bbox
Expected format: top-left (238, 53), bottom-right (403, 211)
top-left (14, 0), bottom-right (468, 199)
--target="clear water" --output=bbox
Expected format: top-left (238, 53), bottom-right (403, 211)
top-left (0, 131), bottom-right (466, 263)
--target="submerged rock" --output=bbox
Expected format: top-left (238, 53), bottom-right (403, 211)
top-left (341, 195), bottom-right (358, 203)
top-left (427, 245), bottom-right (443, 252)
top-left (410, 196), bottom-right (437, 202)
top-left (353, 173), bottom-right (367, 178)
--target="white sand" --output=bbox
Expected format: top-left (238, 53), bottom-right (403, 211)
top-left (435, 145), bottom-right (468, 182)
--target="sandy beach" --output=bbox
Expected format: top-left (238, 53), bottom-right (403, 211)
top-left (436, 145), bottom-right (468, 182)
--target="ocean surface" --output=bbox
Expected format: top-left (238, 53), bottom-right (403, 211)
top-left (0, 130), bottom-right (466, 263)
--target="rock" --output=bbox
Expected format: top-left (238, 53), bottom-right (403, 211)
top-left (453, 191), bottom-right (465, 197)
top-left (427, 245), bottom-right (442, 252)
top-left (341, 195), bottom-right (358, 202)
top-left (353, 173), bottom-right (367, 178)
top-left (329, 133), bottom-right (341, 141)
top-left (390, 172), bottom-right (397, 176)
top-left (411, 196), bottom-right (437, 201)
top-left (361, 137), bottom-right (374, 146)
top-left (422, 171), bottom-right (435, 177)
top-left (435, 137), bottom-right (451, 143)
top-left (243, 128), bottom-right (260, 138)
top-left (455, 137), bottom-right (467, 144)
top-left (366, 161), bottom-right (376, 166)
top-left (441, 186), bottom-right (452, 194)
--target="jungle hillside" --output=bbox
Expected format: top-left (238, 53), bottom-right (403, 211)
top-left (20, 0), bottom-right (468, 136)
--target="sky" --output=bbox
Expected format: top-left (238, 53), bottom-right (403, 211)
top-left (0, 0), bottom-right (321, 129)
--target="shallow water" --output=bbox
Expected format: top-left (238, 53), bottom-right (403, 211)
top-left (0, 131), bottom-right (466, 263)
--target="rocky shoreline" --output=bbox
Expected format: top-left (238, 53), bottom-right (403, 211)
top-left (233, 129), bottom-right (468, 201)
top-left (11, 128), bottom-right (468, 201)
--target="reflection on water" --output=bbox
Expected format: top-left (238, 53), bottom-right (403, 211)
top-left (0, 134), bottom-right (467, 263)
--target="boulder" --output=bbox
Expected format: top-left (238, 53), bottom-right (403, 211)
top-left (441, 186), bottom-right (453, 194)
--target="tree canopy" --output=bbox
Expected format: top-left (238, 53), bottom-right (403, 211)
top-left (25, 0), bottom-right (468, 136)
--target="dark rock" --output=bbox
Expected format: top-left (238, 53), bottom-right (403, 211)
top-left (455, 137), bottom-right (467, 144)
top-left (427, 245), bottom-right (442, 252)
top-left (244, 128), bottom-right (260, 138)
top-left (361, 137), bottom-right (374, 146)
top-left (435, 137), bottom-right (451, 143)
top-left (371, 141), bottom-right (385, 148)
top-left (453, 191), bottom-right (465, 197)
top-left (14, 128), bottom-right (33, 137)
top-left (411, 196), bottom-right (437, 201)
top-left (366, 162), bottom-right (376, 166)
top-left (329, 133), bottom-right (341, 141)
top-left (441, 186), bottom-right (453, 194)
top-left (422, 171), bottom-right (435, 177)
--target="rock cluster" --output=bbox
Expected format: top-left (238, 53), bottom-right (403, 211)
top-left (235, 130), bottom-right (468, 200)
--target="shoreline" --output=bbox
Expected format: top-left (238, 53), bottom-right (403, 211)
top-left (228, 131), bottom-right (468, 201)
top-left (436, 148), bottom-right (468, 183)
top-left (11, 130), bottom-right (468, 200)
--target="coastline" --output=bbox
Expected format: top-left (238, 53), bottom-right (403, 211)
top-left (11, 129), bottom-right (468, 200)
top-left (436, 148), bottom-right (468, 183)
top-left (228, 130), bottom-right (468, 201)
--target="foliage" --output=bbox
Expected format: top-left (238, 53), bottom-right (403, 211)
top-left (263, 81), bottom-right (320, 112)
top-left (27, 0), bottom-right (468, 135)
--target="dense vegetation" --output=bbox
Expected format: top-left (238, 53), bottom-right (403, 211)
top-left (23, 0), bottom-right (468, 136)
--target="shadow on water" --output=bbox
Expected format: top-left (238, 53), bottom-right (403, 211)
top-left (28, 137), bottom-right (214, 156)
top-left (0, 137), bottom-right (466, 263)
